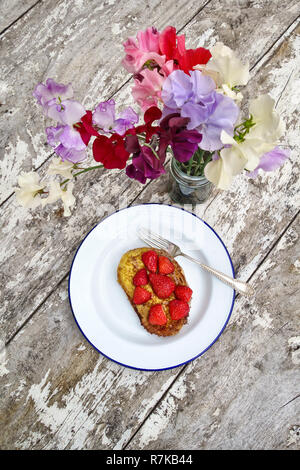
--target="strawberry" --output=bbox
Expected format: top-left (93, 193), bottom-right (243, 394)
top-left (174, 285), bottom-right (193, 302)
top-left (149, 273), bottom-right (175, 299)
top-left (169, 299), bottom-right (190, 320)
top-left (133, 268), bottom-right (148, 286)
top-left (148, 304), bottom-right (167, 326)
top-left (158, 256), bottom-right (175, 274)
top-left (142, 250), bottom-right (158, 273)
top-left (133, 286), bottom-right (152, 304)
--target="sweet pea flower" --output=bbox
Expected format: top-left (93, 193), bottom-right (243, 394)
top-left (47, 157), bottom-right (74, 179)
top-left (126, 145), bottom-right (166, 184)
top-left (158, 114), bottom-right (202, 162)
top-left (196, 42), bottom-right (249, 101)
top-left (46, 125), bottom-right (87, 164)
top-left (33, 78), bottom-right (86, 125)
top-left (15, 171), bottom-right (45, 208)
top-left (204, 95), bottom-right (287, 188)
top-left (42, 180), bottom-right (75, 216)
top-left (122, 27), bottom-right (163, 73)
top-left (132, 69), bottom-right (165, 111)
top-left (248, 146), bottom-right (290, 178)
top-left (92, 99), bottom-right (138, 135)
top-left (162, 69), bottom-right (239, 151)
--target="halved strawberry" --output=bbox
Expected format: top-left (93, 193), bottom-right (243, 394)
top-left (158, 256), bottom-right (174, 274)
top-left (133, 268), bottom-right (148, 286)
top-left (142, 250), bottom-right (158, 273)
top-left (149, 273), bottom-right (175, 299)
top-left (174, 285), bottom-right (193, 302)
top-left (148, 304), bottom-right (167, 326)
top-left (169, 299), bottom-right (189, 320)
top-left (133, 286), bottom-right (152, 304)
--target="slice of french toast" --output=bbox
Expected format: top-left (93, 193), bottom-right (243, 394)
top-left (117, 247), bottom-right (191, 337)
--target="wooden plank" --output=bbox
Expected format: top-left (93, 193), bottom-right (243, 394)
top-left (0, 0), bottom-right (39, 33)
top-left (0, 23), bottom-right (299, 450)
top-left (126, 215), bottom-right (300, 450)
top-left (0, 0), bottom-right (299, 343)
top-left (0, 0), bottom-right (211, 204)
top-left (1, 1), bottom-right (299, 205)
top-left (0, 277), bottom-right (182, 450)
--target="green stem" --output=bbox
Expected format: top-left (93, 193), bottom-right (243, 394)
top-left (143, 142), bottom-right (160, 160)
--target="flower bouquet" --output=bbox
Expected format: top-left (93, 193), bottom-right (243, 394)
top-left (16, 26), bottom-right (289, 215)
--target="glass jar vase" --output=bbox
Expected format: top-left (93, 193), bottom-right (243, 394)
top-left (169, 157), bottom-right (212, 205)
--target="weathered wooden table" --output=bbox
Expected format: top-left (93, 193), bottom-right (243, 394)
top-left (0, 0), bottom-right (299, 450)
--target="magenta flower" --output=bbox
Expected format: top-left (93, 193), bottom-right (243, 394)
top-left (126, 145), bottom-right (166, 183)
top-left (92, 99), bottom-right (138, 135)
top-left (46, 125), bottom-right (87, 163)
top-left (33, 78), bottom-right (86, 126)
top-left (248, 146), bottom-right (290, 178)
top-left (159, 114), bottom-right (202, 162)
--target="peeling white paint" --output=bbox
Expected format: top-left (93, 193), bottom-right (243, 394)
top-left (252, 311), bottom-right (273, 329)
top-left (288, 336), bottom-right (300, 365)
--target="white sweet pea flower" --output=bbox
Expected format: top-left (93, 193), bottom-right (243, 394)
top-left (248, 94), bottom-right (285, 143)
top-left (15, 171), bottom-right (45, 208)
top-left (196, 42), bottom-right (249, 101)
top-left (205, 93), bottom-right (286, 189)
top-left (47, 157), bottom-right (74, 179)
top-left (204, 155), bottom-right (234, 190)
top-left (42, 180), bottom-right (75, 216)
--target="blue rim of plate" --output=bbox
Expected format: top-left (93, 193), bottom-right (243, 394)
top-left (68, 203), bottom-right (235, 372)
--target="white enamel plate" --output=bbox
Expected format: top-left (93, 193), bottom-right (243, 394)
top-left (69, 204), bottom-right (235, 371)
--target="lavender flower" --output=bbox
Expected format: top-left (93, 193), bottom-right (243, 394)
top-left (248, 146), bottom-right (290, 178)
top-left (33, 78), bottom-right (86, 125)
top-left (92, 99), bottom-right (139, 135)
top-left (46, 125), bottom-right (87, 163)
top-left (161, 70), bottom-right (239, 151)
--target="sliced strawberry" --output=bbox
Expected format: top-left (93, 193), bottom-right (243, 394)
top-left (133, 286), bottom-right (152, 304)
top-left (142, 250), bottom-right (158, 273)
top-left (133, 268), bottom-right (148, 286)
top-left (169, 299), bottom-right (190, 320)
top-left (174, 285), bottom-right (193, 302)
top-left (149, 273), bottom-right (175, 299)
top-left (158, 256), bottom-right (175, 274)
top-left (148, 304), bottom-right (167, 326)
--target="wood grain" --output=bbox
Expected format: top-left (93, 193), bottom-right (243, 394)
top-left (0, 0), bottom-right (210, 204)
top-left (0, 0), bottom-right (299, 450)
top-left (126, 215), bottom-right (300, 450)
top-left (1, 0), bottom-right (299, 343)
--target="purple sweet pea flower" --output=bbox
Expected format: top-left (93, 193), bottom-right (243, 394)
top-left (46, 124), bottom-right (87, 163)
top-left (92, 99), bottom-right (139, 135)
top-left (126, 145), bottom-right (166, 183)
top-left (33, 78), bottom-right (73, 109)
top-left (33, 78), bottom-right (86, 126)
top-left (248, 146), bottom-right (290, 178)
top-left (161, 70), bottom-right (239, 151)
top-left (159, 113), bottom-right (202, 162)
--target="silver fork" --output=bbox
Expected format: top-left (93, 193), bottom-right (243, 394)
top-left (138, 227), bottom-right (254, 297)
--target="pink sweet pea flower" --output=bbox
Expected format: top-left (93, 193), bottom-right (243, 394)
top-left (122, 27), bottom-right (164, 73)
top-left (132, 68), bottom-right (165, 111)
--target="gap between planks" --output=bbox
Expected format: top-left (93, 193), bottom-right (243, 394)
top-left (0, 0), bottom-right (42, 37)
top-left (3, 11), bottom-right (298, 347)
top-left (122, 212), bottom-right (300, 450)
top-left (0, 5), bottom-right (299, 210)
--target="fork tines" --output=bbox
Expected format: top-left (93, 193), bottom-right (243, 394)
top-left (137, 227), bottom-right (169, 251)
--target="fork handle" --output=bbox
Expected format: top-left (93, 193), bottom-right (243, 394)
top-left (180, 253), bottom-right (254, 297)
